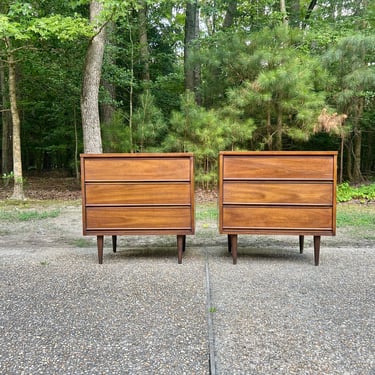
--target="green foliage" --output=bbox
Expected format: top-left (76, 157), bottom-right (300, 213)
top-left (164, 92), bottom-right (224, 188)
top-left (164, 91), bottom-right (252, 188)
top-left (1, 0), bottom-right (374, 186)
top-left (0, 4), bottom-right (91, 41)
top-left (323, 34), bottom-right (375, 107)
top-left (223, 27), bottom-right (327, 149)
top-left (132, 91), bottom-right (167, 152)
top-left (337, 183), bottom-right (375, 202)
top-left (28, 15), bottom-right (91, 40)
top-left (2, 171), bottom-right (14, 186)
top-left (102, 110), bottom-right (132, 152)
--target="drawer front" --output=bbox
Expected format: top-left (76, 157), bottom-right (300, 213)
top-left (223, 182), bottom-right (333, 205)
top-left (86, 207), bottom-right (193, 231)
top-left (222, 206), bottom-right (333, 231)
top-left (83, 157), bottom-right (191, 181)
top-left (222, 155), bottom-right (334, 180)
top-left (85, 183), bottom-right (191, 205)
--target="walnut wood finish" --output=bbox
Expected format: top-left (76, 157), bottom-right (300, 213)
top-left (219, 151), bottom-right (337, 265)
top-left (81, 153), bottom-right (194, 264)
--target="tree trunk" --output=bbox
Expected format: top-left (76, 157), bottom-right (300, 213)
top-left (100, 80), bottom-right (116, 124)
top-left (266, 105), bottom-right (272, 150)
top-left (6, 40), bottom-right (25, 200)
top-left (280, 0), bottom-right (288, 25)
top-left (305, 0), bottom-right (318, 21)
top-left (138, 1), bottom-right (150, 83)
top-left (223, 0), bottom-right (237, 28)
top-left (100, 22), bottom-right (115, 125)
top-left (352, 127), bottom-right (363, 183)
top-left (351, 98), bottom-right (364, 183)
top-left (275, 110), bottom-right (283, 151)
top-left (184, 0), bottom-right (201, 103)
top-left (346, 142), bottom-right (353, 182)
top-left (1, 61), bottom-right (12, 175)
top-left (339, 135), bottom-right (344, 184)
top-left (81, 1), bottom-right (106, 154)
top-left (289, 0), bottom-right (301, 27)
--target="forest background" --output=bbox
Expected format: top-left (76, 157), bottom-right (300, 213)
top-left (1, 0), bottom-right (374, 200)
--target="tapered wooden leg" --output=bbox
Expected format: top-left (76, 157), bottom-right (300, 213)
top-left (182, 235), bottom-right (186, 252)
top-left (177, 235), bottom-right (185, 264)
top-left (314, 236), bottom-right (321, 266)
top-left (229, 234), bottom-right (238, 265)
top-left (112, 235), bottom-right (117, 253)
top-left (299, 235), bottom-right (304, 254)
top-left (97, 235), bottom-right (104, 264)
top-left (227, 235), bottom-right (232, 253)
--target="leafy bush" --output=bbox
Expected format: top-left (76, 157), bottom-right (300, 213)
top-left (337, 182), bottom-right (375, 202)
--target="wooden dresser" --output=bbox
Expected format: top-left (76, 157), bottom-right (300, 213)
top-left (219, 151), bottom-right (337, 265)
top-left (81, 153), bottom-right (195, 264)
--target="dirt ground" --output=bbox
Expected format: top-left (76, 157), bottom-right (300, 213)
top-left (0, 177), bottom-right (374, 252)
top-left (0, 176), bottom-right (217, 202)
top-left (0, 177), bottom-right (219, 253)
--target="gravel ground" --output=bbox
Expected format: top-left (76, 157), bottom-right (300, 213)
top-left (207, 245), bottom-right (374, 375)
top-left (0, 204), bottom-right (374, 374)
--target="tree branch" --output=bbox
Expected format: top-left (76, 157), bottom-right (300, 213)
top-left (305, 0), bottom-right (318, 21)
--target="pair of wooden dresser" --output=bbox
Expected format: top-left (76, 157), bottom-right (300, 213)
top-left (81, 151), bottom-right (337, 265)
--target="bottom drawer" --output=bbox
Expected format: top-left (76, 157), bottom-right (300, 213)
top-left (221, 206), bottom-right (333, 232)
top-left (85, 207), bottom-right (193, 232)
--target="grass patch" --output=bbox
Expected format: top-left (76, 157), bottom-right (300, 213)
top-left (73, 238), bottom-right (93, 248)
top-left (337, 203), bottom-right (375, 227)
top-left (0, 208), bottom-right (61, 222)
top-left (195, 203), bottom-right (218, 222)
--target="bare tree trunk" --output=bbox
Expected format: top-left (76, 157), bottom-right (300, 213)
top-left (280, 0), bottom-right (288, 25)
top-left (138, 1), bottom-right (150, 83)
top-left (1, 61), bottom-right (12, 175)
top-left (184, 0), bottom-right (201, 103)
top-left (100, 22), bottom-right (115, 125)
top-left (346, 142), bottom-right (353, 182)
top-left (275, 110), bottom-right (283, 151)
top-left (100, 80), bottom-right (116, 124)
top-left (266, 105), bottom-right (273, 150)
top-left (352, 98), bottom-right (364, 183)
top-left (289, 0), bottom-right (301, 27)
top-left (129, 24), bottom-right (135, 153)
top-left (304, 0), bottom-right (318, 22)
top-left (339, 135), bottom-right (344, 184)
top-left (223, 0), bottom-right (237, 28)
top-left (6, 39), bottom-right (24, 200)
top-left (81, 1), bottom-right (106, 154)
top-left (73, 107), bottom-right (80, 181)
top-left (352, 127), bottom-right (363, 182)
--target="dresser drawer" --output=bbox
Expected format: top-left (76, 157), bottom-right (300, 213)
top-left (85, 183), bottom-right (191, 205)
top-left (222, 155), bottom-right (334, 180)
top-left (223, 182), bottom-right (333, 205)
top-left (85, 207), bottom-right (193, 232)
top-left (221, 206), bottom-right (333, 232)
top-left (83, 157), bottom-right (191, 181)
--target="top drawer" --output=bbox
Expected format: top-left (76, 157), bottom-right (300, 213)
top-left (221, 153), bottom-right (335, 180)
top-left (82, 154), bottom-right (192, 181)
